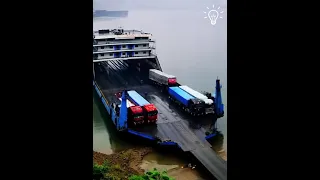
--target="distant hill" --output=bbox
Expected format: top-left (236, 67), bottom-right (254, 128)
top-left (93, 10), bottom-right (128, 18)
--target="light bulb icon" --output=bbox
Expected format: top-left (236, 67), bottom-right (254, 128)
top-left (208, 10), bottom-right (219, 25)
top-left (204, 5), bottom-right (224, 26)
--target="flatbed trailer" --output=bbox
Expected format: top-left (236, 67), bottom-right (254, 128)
top-left (93, 59), bottom-right (226, 180)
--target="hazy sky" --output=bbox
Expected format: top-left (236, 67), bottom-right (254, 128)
top-left (94, 0), bottom-right (227, 11)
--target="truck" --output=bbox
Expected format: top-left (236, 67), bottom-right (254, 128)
top-left (149, 69), bottom-right (177, 86)
top-left (168, 86), bottom-right (206, 116)
top-left (127, 90), bottom-right (158, 124)
top-left (179, 85), bottom-right (214, 114)
top-left (115, 92), bottom-right (145, 126)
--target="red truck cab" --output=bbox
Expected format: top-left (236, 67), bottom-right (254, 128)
top-left (128, 106), bottom-right (144, 126)
top-left (142, 104), bottom-right (158, 124)
top-left (168, 78), bottom-right (177, 86)
top-left (115, 92), bottom-right (144, 126)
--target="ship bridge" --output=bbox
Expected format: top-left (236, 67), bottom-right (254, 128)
top-left (93, 29), bottom-right (162, 79)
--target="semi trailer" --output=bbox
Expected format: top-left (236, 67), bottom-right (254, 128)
top-left (149, 69), bottom-right (177, 86)
top-left (179, 85), bottom-right (214, 114)
top-left (168, 86), bottom-right (205, 116)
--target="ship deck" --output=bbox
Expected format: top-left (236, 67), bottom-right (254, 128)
top-left (94, 59), bottom-right (227, 180)
top-left (95, 59), bottom-right (215, 140)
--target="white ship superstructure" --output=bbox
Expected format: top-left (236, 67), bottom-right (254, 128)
top-left (93, 29), bottom-right (156, 62)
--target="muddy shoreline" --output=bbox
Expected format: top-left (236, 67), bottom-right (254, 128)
top-left (94, 147), bottom-right (226, 180)
top-left (93, 147), bottom-right (153, 177)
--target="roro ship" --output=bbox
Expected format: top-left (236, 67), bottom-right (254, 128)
top-left (92, 28), bottom-right (227, 180)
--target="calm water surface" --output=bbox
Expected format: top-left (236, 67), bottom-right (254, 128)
top-left (93, 6), bottom-right (227, 174)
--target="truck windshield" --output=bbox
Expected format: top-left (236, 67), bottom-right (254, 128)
top-left (133, 115), bottom-right (144, 120)
top-left (148, 111), bottom-right (158, 116)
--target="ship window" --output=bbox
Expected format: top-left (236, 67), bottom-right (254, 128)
top-left (101, 54), bottom-right (104, 56)
top-left (101, 46), bottom-right (104, 49)
top-left (109, 46), bottom-right (113, 48)
top-left (122, 53), bottom-right (125, 55)
top-left (143, 52), bottom-right (146, 54)
top-left (109, 53), bottom-right (113, 56)
top-left (135, 52), bottom-right (138, 54)
top-left (143, 44), bottom-right (146, 47)
top-left (135, 45), bottom-right (138, 47)
top-left (122, 45), bottom-right (126, 48)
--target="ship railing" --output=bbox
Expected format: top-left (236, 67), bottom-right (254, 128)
top-left (94, 39), bottom-right (155, 44)
top-left (93, 48), bottom-right (155, 54)
top-left (93, 29), bottom-right (151, 35)
top-left (92, 53), bottom-right (157, 62)
top-left (93, 40), bottom-right (156, 47)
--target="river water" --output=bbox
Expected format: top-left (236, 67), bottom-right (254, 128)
top-left (93, 4), bottom-right (227, 178)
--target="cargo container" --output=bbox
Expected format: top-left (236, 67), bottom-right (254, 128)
top-left (127, 90), bottom-right (158, 123)
top-left (179, 85), bottom-right (214, 114)
top-left (168, 86), bottom-right (205, 116)
top-left (149, 69), bottom-right (177, 86)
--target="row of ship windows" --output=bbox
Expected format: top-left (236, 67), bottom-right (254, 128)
top-left (100, 44), bottom-right (147, 49)
top-left (96, 37), bottom-right (149, 41)
top-left (100, 51), bottom-right (147, 56)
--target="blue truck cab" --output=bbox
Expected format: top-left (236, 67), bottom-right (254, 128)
top-left (168, 86), bottom-right (205, 115)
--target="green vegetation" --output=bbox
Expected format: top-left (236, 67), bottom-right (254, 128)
top-left (93, 161), bottom-right (109, 180)
top-left (93, 162), bottom-right (175, 180)
top-left (129, 168), bottom-right (175, 180)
